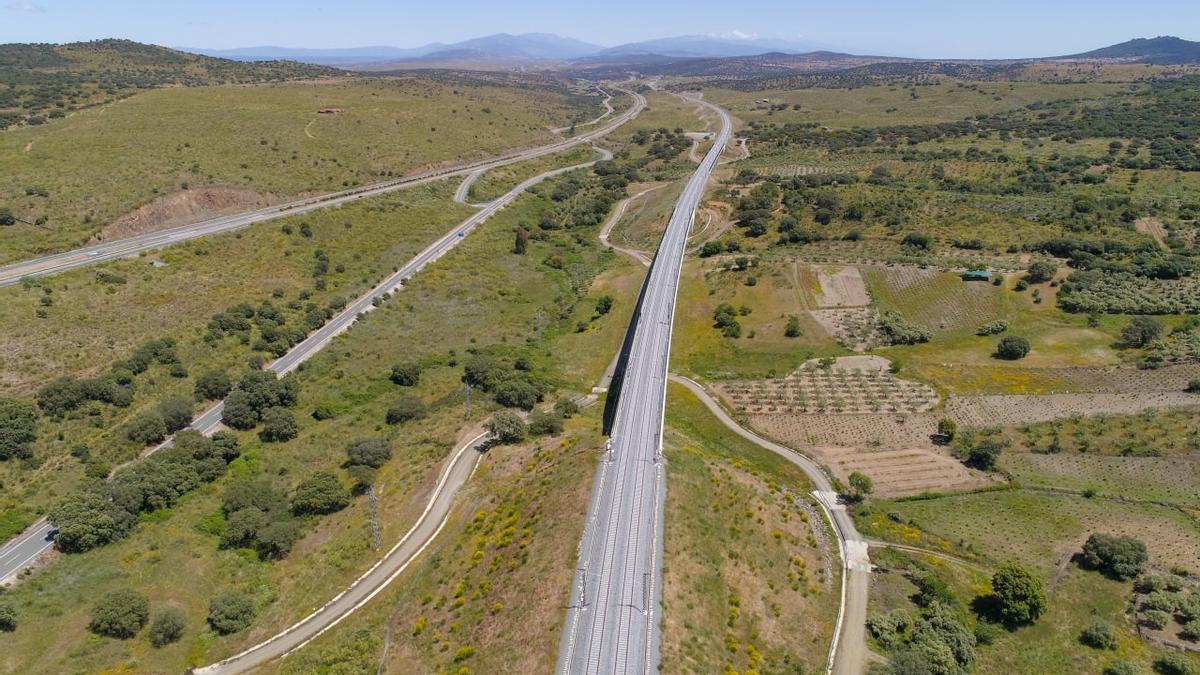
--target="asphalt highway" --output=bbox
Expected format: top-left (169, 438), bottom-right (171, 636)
top-left (0, 88), bottom-right (643, 287)
top-left (556, 93), bottom-right (730, 675)
top-left (0, 91), bottom-right (642, 585)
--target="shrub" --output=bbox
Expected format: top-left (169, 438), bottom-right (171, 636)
top-left (1080, 618), bottom-right (1118, 649)
top-left (973, 621), bottom-right (1002, 646)
top-left (1180, 618), bottom-right (1200, 641)
top-left (487, 411), bottom-right (526, 443)
top-left (194, 369), bottom-right (231, 400)
top-left (386, 394), bottom-right (427, 424)
top-left (1104, 661), bottom-right (1139, 675)
top-left (0, 398), bottom-right (38, 460)
top-left (346, 438), bottom-right (391, 468)
top-left (528, 410), bottom-right (564, 436)
top-left (126, 412), bottom-right (168, 445)
top-left (389, 362), bottom-right (421, 386)
top-left (995, 335), bottom-right (1031, 360)
top-left (1155, 652), bottom-right (1198, 675)
top-left (89, 590), bottom-right (149, 639)
top-left (48, 488), bottom-right (136, 552)
top-left (208, 590), bottom-right (255, 635)
top-left (148, 608), bottom-right (185, 647)
top-left (1122, 316), bottom-right (1164, 347)
top-left (0, 603), bottom-right (15, 632)
top-left (157, 397), bottom-right (193, 433)
top-left (1143, 591), bottom-right (1180, 614)
top-left (291, 472), bottom-right (349, 515)
top-left (784, 315), bottom-right (802, 338)
top-left (937, 419), bottom-right (957, 441)
top-left (1187, 379), bottom-right (1200, 394)
top-left (1143, 609), bottom-right (1171, 629)
top-left (991, 561), bottom-right (1046, 625)
top-left (712, 303), bottom-right (742, 338)
top-left (965, 439), bottom-right (1003, 470)
top-left (902, 232), bottom-right (932, 250)
top-left (976, 320), bottom-right (1009, 336)
top-left (879, 309), bottom-right (930, 345)
top-left (1026, 259), bottom-right (1058, 283)
top-left (1081, 533), bottom-right (1148, 580)
top-left (258, 407), bottom-right (297, 442)
top-left (595, 295), bottom-right (613, 315)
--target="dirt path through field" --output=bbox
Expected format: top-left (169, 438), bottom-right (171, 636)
top-left (304, 118), bottom-right (316, 139)
top-left (23, 141), bottom-right (33, 153)
top-left (1135, 217), bottom-right (1169, 250)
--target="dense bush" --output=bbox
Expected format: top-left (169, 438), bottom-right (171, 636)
top-left (712, 303), bottom-right (743, 338)
top-left (879, 309), bottom-right (931, 345)
top-left (148, 608), bottom-right (185, 647)
top-left (221, 372), bottom-right (298, 430)
top-left (346, 438), bottom-right (391, 468)
top-left (157, 396), bottom-right (193, 433)
top-left (89, 590), bottom-right (149, 639)
top-left (1025, 259), bottom-right (1058, 283)
top-left (125, 412), bottom-right (168, 445)
top-left (995, 335), bottom-right (1031, 360)
top-left (258, 407), bottom-right (297, 442)
top-left (291, 472), bottom-right (349, 515)
top-left (1080, 618), bottom-right (1117, 649)
top-left (976, 320), bottom-right (1009, 336)
top-left (991, 561), bottom-right (1046, 625)
top-left (207, 590), bottom-right (255, 634)
top-left (1122, 316), bottom-right (1165, 347)
top-left (0, 602), bottom-right (16, 631)
top-left (385, 394), bottom-right (427, 424)
top-left (50, 430), bottom-right (240, 553)
top-left (221, 478), bottom-right (298, 558)
top-left (1081, 533), bottom-right (1148, 580)
top-left (527, 410), bottom-right (564, 436)
top-left (487, 411), bottom-right (526, 443)
top-left (0, 398), bottom-right (37, 460)
top-left (194, 369), bottom-right (231, 400)
top-left (389, 362), bottom-right (421, 386)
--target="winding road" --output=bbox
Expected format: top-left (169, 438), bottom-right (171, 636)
top-left (0, 87), bottom-right (641, 287)
top-left (0, 89), bottom-right (645, 586)
top-left (668, 375), bottom-right (870, 675)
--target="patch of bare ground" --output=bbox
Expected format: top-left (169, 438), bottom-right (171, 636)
top-left (1135, 216), bottom-right (1169, 250)
top-left (810, 306), bottom-right (882, 351)
top-left (1055, 363), bottom-right (1200, 392)
top-left (812, 264), bottom-right (871, 307)
top-left (943, 392), bottom-right (1200, 427)
top-left (92, 186), bottom-right (294, 241)
top-left (819, 446), bottom-right (998, 498)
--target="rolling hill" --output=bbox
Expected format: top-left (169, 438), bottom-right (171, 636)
top-left (0, 39), bottom-right (340, 128)
top-left (1055, 35), bottom-right (1200, 64)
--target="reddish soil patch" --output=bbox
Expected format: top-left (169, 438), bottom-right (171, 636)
top-left (93, 186), bottom-right (292, 241)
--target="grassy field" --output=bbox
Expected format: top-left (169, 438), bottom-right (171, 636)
top-left (860, 490), bottom-right (1200, 578)
top-left (607, 180), bottom-right (682, 250)
top-left (467, 145), bottom-right (598, 203)
top-left (865, 546), bottom-right (1194, 675)
top-left (0, 181), bottom-right (474, 536)
top-left (660, 382), bottom-right (838, 674)
top-left (0, 163), bottom-right (644, 672)
top-left (671, 256), bottom-right (846, 379)
top-left (707, 80), bottom-right (1133, 130)
top-left (0, 76), bottom-right (593, 262)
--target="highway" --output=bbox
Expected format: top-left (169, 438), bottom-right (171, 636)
top-left (555, 93), bottom-right (730, 675)
top-left (0, 87), bottom-right (642, 287)
top-left (0, 92), bottom-right (642, 586)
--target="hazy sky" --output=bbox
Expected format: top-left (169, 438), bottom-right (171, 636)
top-left (2, 0), bottom-right (1196, 58)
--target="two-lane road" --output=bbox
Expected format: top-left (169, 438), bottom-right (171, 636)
top-left (0, 91), bottom-right (642, 586)
top-left (556, 94), bottom-right (730, 675)
top-left (0, 87), bottom-right (642, 287)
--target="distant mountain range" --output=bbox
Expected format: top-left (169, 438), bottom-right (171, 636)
top-left (181, 32), bottom-right (834, 66)
top-left (141, 33), bottom-right (1200, 71)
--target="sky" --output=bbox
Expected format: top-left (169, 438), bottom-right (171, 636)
top-left (1, 0), bottom-right (1197, 59)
